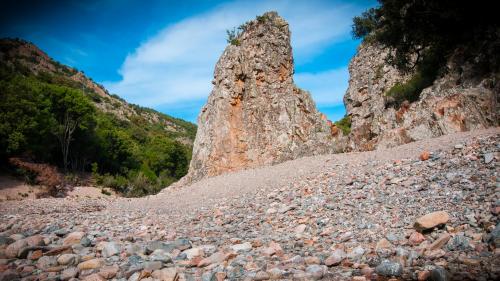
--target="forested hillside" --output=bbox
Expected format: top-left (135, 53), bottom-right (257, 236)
top-left (0, 38), bottom-right (197, 196)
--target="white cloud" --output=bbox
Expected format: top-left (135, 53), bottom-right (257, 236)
top-left (103, 0), bottom-right (366, 117)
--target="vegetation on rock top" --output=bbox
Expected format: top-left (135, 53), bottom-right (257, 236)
top-left (353, 0), bottom-right (499, 107)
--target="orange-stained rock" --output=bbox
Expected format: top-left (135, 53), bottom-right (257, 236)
top-left (420, 151), bottom-right (430, 161)
top-left (409, 232), bottom-right (426, 245)
top-left (180, 12), bottom-right (344, 184)
top-left (344, 42), bottom-right (498, 152)
top-left (414, 211), bottom-right (450, 232)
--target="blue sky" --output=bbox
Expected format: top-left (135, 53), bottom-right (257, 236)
top-left (1, 0), bottom-right (377, 123)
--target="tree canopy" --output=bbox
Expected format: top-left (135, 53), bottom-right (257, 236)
top-left (353, 0), bottom-right (499, 72)
top-left (0, 54), bottom-right (194, 197)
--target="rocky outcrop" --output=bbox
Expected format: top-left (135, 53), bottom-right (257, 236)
top-left (344, 43), bottom-right (499, 151)
top-left (184, 12), bottom-right (343, 183)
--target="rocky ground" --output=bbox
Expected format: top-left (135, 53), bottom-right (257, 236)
top-left (0, 128), bottom-right (499, 281)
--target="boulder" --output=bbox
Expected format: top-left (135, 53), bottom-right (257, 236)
top-left (414, 211), bottom-right (450, 232)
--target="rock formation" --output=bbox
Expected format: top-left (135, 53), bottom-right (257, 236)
top-left (184, 12), bottom-right (343, 183)
top-left (344, 43), bottom-right (499, 151)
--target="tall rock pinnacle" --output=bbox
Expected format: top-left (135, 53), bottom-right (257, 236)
top-left (183, 12), bottom-right (343, 183)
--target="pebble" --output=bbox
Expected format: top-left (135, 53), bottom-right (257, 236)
top-left (414, 211), bottom-right (450, 232)
top-left (409, 232), bottom-right (426, 245)
top-left (78, 258), bottom-right (103, 270)
top-left (430, 266), bottom-right (449, 281)
top-left (324, 249), bottom-right (345, 266)
top-left (375, 260), bottom-right (403, 277)
top-left (428, 233), bottom-right (451, 251)
top-left (63, 232), bottom-right (85, 245)
top-left (484, 152), bottom-right (494, 164)
top-left (230, 242), bottom-right (252, 253)
top-left (57, 253), bottom-right (77, 265)
top-left (102, 241), bottom-right (121, 257)
top-left (150, 249), bottom-right (172, 263)
top-left (61, 267), bottom-right (78, 280)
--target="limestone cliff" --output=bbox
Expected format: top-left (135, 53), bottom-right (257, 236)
top-left (344, 43), bottom-right (499, 151)
top-left (184, 12), bottom-right (343, 183)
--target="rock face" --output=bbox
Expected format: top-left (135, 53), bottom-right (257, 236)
top-left (344, 43), bottom-right (499, 151)
top-left (185, 12), bottom-right (343, 182)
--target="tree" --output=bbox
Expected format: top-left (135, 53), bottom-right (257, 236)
top-left (352, 0), bottom-right (499, 72)
top-left (0, 76), bottom-right (57, 161)
top-left (45, 85), bottom-right (95, 171)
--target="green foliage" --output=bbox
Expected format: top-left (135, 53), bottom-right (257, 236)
top-left (334, 115), bottom-right (351, 135)
top-left (226, 28), bottom-right (241, 46)
top-left (385, 47), bottom-right (444, 107)
top-left (352, 8), bottom-right (379, 40)
top-left (0, 40), bottom-right (196, 196)
top-left (0, 75), bottom-right (60, 161)
top-left (353, 0), bottom-right (499, 73)
top-left (256, 14), bottom-right (268, 23)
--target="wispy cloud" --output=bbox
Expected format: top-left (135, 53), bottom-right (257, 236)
top-left (103, 0), bottom-right (368, 121)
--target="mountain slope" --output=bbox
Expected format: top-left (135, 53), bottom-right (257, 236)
top-left (0, 38), bottom-right (197, 196)
top-left (0, 38), bottom-right (196, 144)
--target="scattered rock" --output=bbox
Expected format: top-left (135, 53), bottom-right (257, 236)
top-left (99, 264), bottom-right (119, 279)
top-left (78, 258), bottom-right (103, 270)
top-left (57, 254), bottom-right (77, 265)
top-left (61, 267), bottom-right (78, 280)
top-left (306, 264), bottom-right (326, 280)
top-left (447, 234), bottom-right (470, 251)
top-left (484, 152), bottom-right (494, 164)
top-left (231, 242), bottom-right (252, 253)
top-left (414, 211), bottom-right (450, 232)
top-left (5, 239), bottom-right (28, 258)
top-left (375, 260), bottom-right (403, 277)
top-left (428, 233), bottom-right (451, 251)
top-left (254, 271), bottom-right (270, 280)
top-left (152, 267), bottom-right (178, 281)
top-left (197, 251), bottom-right (228, 267)
top-left (325, 249), bottom-right (345, 266)
top-left (420, 151), bottom-right (430, 161)
top-left (101, 241), bottom-right (121, 257)
top-left (150, 249), bottom-right (172, 263)
top-left (409, 232), bottom-right (426, 245)
top-left (81, 273), bottom-right (106, 281)
top-left (37, 256), bottom-right (57, 269)
top-left (430, 267), bottom-right (449, 281)
top-left (63, 232), bottom-right (85, 245)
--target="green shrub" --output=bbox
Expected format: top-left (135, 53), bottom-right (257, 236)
top-left (96, 173), bottom-right (128, 193)
top-left (334, 115), bottom-right (351, 135)
top-left (256, 14), bottom-right (269, 23)
top-left (127, 172), bottom-right (158, 197)
top-left (101, 188), bottom-right (111, 196)
top-left (385, 48), bottom-right (443, 108)
top-left (226, 28), bottom-right (241, 46)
